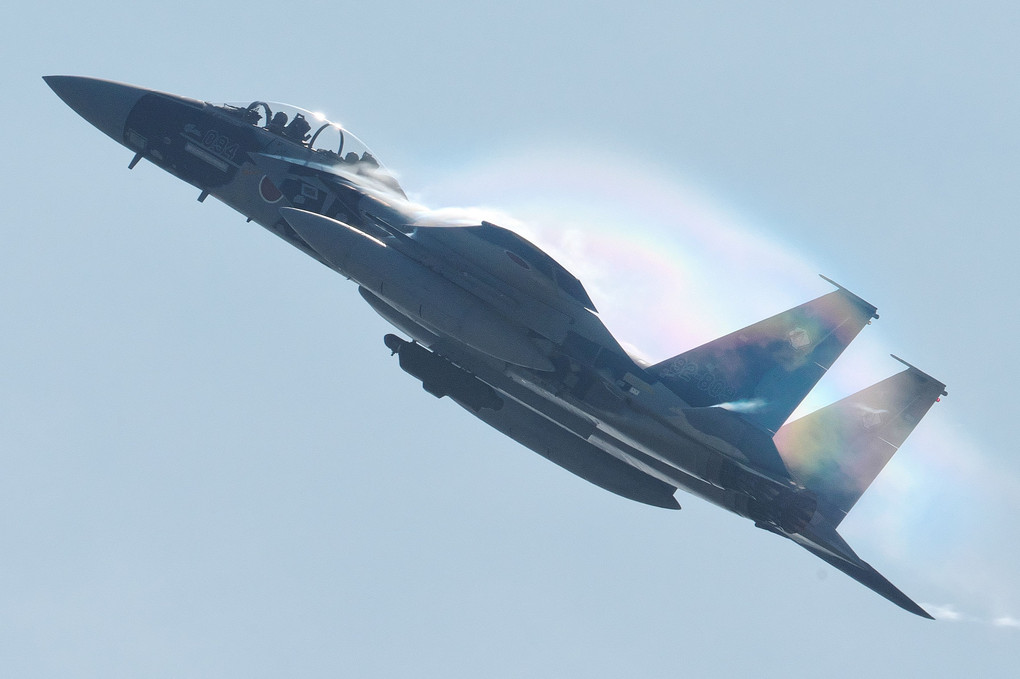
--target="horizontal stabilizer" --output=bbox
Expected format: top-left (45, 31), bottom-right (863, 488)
top-left (649, 279), bottom-right (878, 434)
top-left (774, 357), bottom-right (947, 525)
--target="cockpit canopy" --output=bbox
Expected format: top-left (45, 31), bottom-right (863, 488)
top-left (215, 100), bottom-right (404, 196)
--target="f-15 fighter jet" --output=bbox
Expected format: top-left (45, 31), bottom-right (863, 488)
top-left (46, 76), bottom-right (946, 618)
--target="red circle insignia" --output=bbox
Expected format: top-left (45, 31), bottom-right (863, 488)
top-left (259, 175), bottom-right (283, 203)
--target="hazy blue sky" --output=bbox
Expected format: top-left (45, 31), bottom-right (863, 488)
top-left (4, 2), bottom-right (1020, 676)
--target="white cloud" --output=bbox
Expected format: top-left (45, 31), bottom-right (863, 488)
top-left (922, 604), bottom-right (1020, 630)
top-left (924, 603), bottom-right (963, 621)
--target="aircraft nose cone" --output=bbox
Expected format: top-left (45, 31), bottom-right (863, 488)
top-left (44, 75), bottom-right (148, 143)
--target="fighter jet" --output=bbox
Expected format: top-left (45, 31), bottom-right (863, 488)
top-left (46, 76), bottom-right (946, 618)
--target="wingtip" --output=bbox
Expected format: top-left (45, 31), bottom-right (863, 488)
top-left (897, 594), bottom-right (935, 620)
top-left (792, 526), bottom-right (938, 620)
top-left (904, 600), bottom-right (936, 620)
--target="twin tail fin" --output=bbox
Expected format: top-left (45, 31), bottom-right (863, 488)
top-left (648, 277), bottom-right (878, 435)
top-left (773, 356), bottom-right (947, 526)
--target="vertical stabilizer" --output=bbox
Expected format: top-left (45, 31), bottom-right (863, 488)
top-left (773, 357), bottom-right (947, 525)
top-left (649, 278), bottom-right (878, 434)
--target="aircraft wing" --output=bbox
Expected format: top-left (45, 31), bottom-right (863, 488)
top-left (769, 520), bottom-right (934, 619)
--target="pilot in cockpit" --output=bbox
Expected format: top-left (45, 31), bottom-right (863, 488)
top-left (284, 113), bottom-right (311, 143)
top-left (267, 111), bottom-right (288, 134)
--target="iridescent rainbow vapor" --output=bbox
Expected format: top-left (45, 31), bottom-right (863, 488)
top-left (411, 145), bottom-right (1016, 619)
top-left (46, 75), bottom-right (1008, 620)
top-left (421, 149), bottom-right (1020, 615)
top-left (426, 158), bottom-right (953, 481)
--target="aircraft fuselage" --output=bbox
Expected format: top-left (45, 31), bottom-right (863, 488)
top-left (48, 76), bottom-right (944, 617)
top-left (47, 76), bottom-right (815, 530)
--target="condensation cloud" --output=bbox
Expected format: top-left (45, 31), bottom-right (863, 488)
top-left (409, 146), bottom-right (1018, 622)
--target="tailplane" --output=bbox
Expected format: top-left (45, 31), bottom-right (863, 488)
top-left (649, 277), bottom-right (878, 434)
top-left (773, 356), bottom-right (947, 526)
